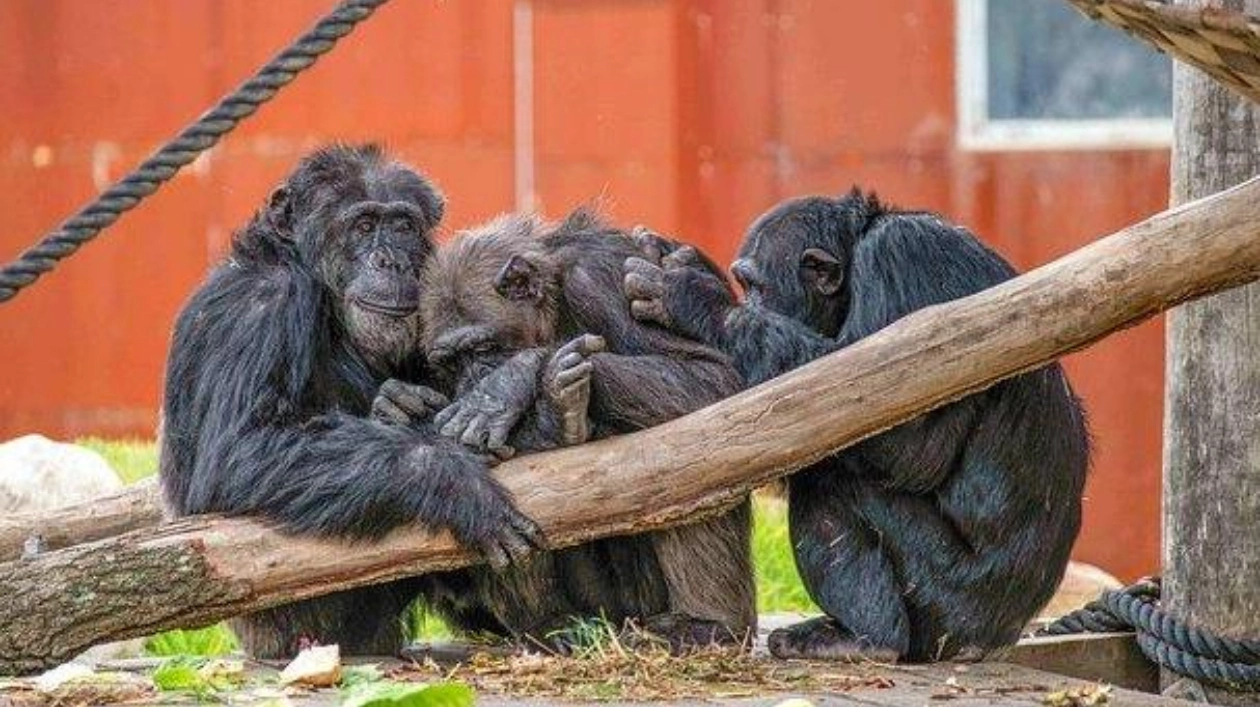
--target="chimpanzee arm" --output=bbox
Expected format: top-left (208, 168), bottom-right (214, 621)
top-left (837, 215), bottom-right (1015, 492)
top-left (560, 262), bottom-right (744, 430)
top-left (623, 255), bottom-right (837, 386)
top-left (718, 306), bottom-right (839, 386)
top-left (160, 266), bottom-right (541, 567)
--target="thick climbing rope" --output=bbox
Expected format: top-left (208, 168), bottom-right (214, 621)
top-left (0, 0), bottom-right (392, 304)
top-left (1038, 577), bottom-right (1260, 691)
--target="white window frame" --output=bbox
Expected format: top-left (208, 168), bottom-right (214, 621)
top-left (955, 0), bottom-right (1171, 151)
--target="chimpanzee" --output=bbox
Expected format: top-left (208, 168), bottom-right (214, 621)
top-left (372, 209), bottom-right (756, 652)
top-left (159, 144), bottom-right (542, 659)
top-left (623, 190), bottom-right (1089, 662)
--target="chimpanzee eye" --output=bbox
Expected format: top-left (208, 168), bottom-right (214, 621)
top-left (354, 215), bottom-right (375, 235)
top-left (394, 215), bottom-right (415, 232)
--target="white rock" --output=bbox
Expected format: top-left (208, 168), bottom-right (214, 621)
top-left (280, 644), bottom-right (342, 687)
top-left (34, 663), bottom-right (95, 692)
top-left (0, 434), bottom-right (122, 514)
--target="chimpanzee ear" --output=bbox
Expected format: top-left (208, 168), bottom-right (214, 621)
top-left (800, 247), bottom-right (844, 296)
top-left (266, 186), bottom-right (294, 238)
top-left (494, 254), bottom-right (543, 302)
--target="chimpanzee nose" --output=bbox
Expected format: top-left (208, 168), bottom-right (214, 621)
top-left (730, 259), bottom-right (754, 289)
top-left (369, 249), bottom-right (404, 273)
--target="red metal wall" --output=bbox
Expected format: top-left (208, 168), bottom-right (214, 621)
top-left (0, 0), bottom-right (1166, 579)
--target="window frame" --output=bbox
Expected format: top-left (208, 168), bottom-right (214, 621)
top-left (954, 0), bottom-right (1172, 152)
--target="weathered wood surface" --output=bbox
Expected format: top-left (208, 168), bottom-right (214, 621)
top-left (1007, 633), bottom-right (1158, 692)
top-left (1163, 2), bottom-right (1260, 704)
top-left (7, 176), bottom-right (1260, 673)
top-left (0, 477), bottom-right (162, 562)
top-left (67, 656), bottom-right (1194, 706)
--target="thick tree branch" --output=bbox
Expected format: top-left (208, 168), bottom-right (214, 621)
top-left (0, 478), bottom-right (163, 562)
top-left (4, 176), bottom-right (1260, 673)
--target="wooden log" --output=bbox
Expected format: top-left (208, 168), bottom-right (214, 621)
top-left (5, 175), bottom-right (1260, 673)
top-left (1163, 2), bottom-right (1260, 703)
top-left (0, 478), bottom-right (162, 562)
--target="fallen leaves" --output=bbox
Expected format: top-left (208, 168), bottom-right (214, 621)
top-left (1044, 683), bottom-right (1112, 706)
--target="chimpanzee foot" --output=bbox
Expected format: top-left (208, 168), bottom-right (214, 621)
top-left (767, 616), bottom-right (901, 663)
top-left (543, 334), bottom-right (606, 446)
top-left (633, 612), bottom-right (750, 654)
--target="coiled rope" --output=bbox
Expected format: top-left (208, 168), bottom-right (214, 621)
top-left (1039, 577), bottom-right (1260, 691)
top-left (0, 0), bottom-right (392, 304)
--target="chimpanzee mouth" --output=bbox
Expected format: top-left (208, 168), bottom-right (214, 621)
top-left (354, 299), bottom-right (419, 318)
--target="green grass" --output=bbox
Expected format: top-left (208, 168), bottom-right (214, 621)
top-left (751, 493), bottom-right (817, 613)
top-left (76, 437), bottom-right (159, 484)
top-left (78, 439), bottom-right (814, 656)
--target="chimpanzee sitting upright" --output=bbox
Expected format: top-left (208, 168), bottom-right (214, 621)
top-left (374, 210), bottom-right (756, 652)
top-left (160, 145), bottom-right (542, 659)
top-left (623, 190), bottom-right (1089, 662)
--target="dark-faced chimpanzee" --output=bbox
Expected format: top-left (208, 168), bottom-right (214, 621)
top-left (159, 144), bottom-right (543, 659)
top-left (372, 209), bottom-right (756, 652)
top-left (623, 190), bottom-right (1090, 662)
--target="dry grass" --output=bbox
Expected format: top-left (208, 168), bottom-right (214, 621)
top-left (388, 645), bottom-right (896, 703)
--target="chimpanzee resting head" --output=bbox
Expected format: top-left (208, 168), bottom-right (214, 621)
top-left (420, 213), bottom-right (562, 389)
top-left (730, 190), bottom-right (884, 338)
top-left (246, 144), bottom-right (445, 371)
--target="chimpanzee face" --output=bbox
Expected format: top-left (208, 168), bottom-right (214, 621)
top-left (732, 196), bottom-right (854, 338)
top-left (267, 145), bottom-right (444, 370)
top-left (420, 214), bottom-right (560, 392)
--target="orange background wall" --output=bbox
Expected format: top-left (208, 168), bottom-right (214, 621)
top-left (0, 0), bottom-right (1168, 579)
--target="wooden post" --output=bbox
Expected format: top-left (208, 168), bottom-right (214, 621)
top-left (1164, 1), bottom-right (1260, 703)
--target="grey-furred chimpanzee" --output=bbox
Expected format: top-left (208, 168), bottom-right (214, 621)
top-left (159, 145), bottom-right (543, 659)
top-left (371, 209), bottom-right (756, 653)
top-left (623, 190), bottom-right (1089, 662)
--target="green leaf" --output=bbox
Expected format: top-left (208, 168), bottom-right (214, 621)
top-left (339, 681), bottom-right (474, 707)
top-left (152, 661), bottom-right (206, 692)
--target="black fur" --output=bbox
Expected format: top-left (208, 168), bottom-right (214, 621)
top-left (624, 190), bottom-right (1089, 661)
top-left (159, 145), bottom-right (541, 659)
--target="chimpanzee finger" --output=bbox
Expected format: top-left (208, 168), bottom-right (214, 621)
top-left (630, 299), bottom-right (669, 325)
top-left (460, 414), bottom-right (491, 449)
top-left (479, 540), bottom-right (511, 571)
top-left (511, 513), bottom-right (547, 549)
top-left (488, 442), bottom-right (517, 460)
top-left (498, 529), bottom-right (535, 566)
top-left (433, 401), bottom-right (459, 429)
top-left (555, 351), bottom-right (585, 372)
top-left (624, 272), bottom-right (664, 301)
top-left (378, 378), bottom-right (408, 399)
top-left (439, 404), bottom-right (477, 438)
top-left (552, 361), bottom-right (593, 390)
top-left (389, 382), bottom-right (450, 418)
top-left (371, 396), bottom-right (411, 426)
top-left (662, 245), bottom-right (700, 270)
top-left (486, 420), bottom-right (517, 458)
top-left (412, 385), bottom-right (451, 411)
top-left (631, 226), bottom-right (667, 264)
top-left (572, 333), bottom-right (606, 355)
top-left (625, 256), bottom-right (664, 277)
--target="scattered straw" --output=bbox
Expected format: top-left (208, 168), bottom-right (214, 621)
top-left (387, 647), bottom-right (896, 702)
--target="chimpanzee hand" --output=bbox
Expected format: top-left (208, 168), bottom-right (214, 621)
top-left (624, 247), bottom-right (735, 345)
top-left (414, 444), bottom-right (546, 569)
top-left (371, 379), bottom-right (450, 428)
top-left (434, 349), bottom-right (548, 459)
top-left (541, 334), bottom-right (606, 446)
